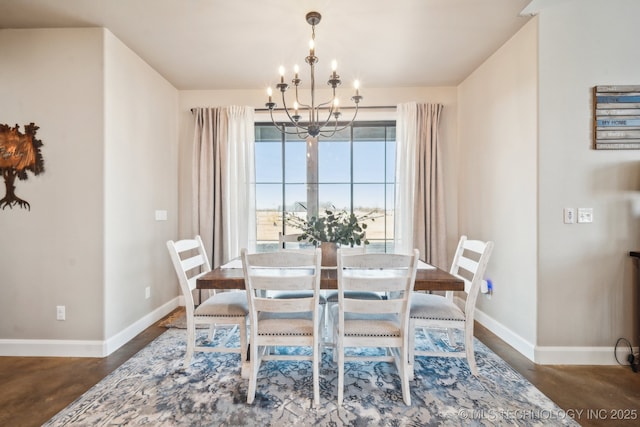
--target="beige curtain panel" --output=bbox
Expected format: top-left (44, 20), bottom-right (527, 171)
top-left (191, 106), bottom-right (255, 268)
top-left (395, 102), bottom-right (446, 268)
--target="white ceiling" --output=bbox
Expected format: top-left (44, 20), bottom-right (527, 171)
top-left (0, 0), bottom-right (533, 90)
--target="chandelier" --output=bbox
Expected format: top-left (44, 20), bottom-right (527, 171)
top-left (265, 11), bottom-right (363, 139)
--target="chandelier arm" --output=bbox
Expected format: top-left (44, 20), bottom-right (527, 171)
top-left (293, 85), bottom-right (312, 110)
top-left (317, 113), bottom-right (337, 132)
top-left (295, 125), bottom-right (310, 139)
top-left (268, 108), bottom-right (284, 129)
top-left (279, 90), bottom-right (312, 135)
top-left (326, 106), bottom-right (361, 134)
top-left (317, 122), bottom-right (340, 138)
top-left (268, 108), bottom-right (313, 137)
top-left (317, 100), bottom-right (341, 130)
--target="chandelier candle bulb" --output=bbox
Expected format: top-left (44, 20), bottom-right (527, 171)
top-left (279, 66), bottom-right (285, 83)
top-left (294, 65), bottom-right (299, 80)
top-left (267, 87), bottom-right (272, 103)
top-left (309, 40), bottom-right (314, 56)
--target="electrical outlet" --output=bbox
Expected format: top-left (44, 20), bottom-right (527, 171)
top-left (145, 287), bottom-right (151, 299)
top-left (56, 305), bottom-right (66, 321)
top-left (484, 279), bottom-right (493, 299)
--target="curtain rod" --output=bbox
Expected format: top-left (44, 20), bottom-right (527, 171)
top-left (255, 105), bottom-right (396, 112)
top-left (191, 105), bottom-right (396, 113)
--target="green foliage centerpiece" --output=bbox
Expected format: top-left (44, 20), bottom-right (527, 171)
top-left (286, 206), bottom-right (375, 265)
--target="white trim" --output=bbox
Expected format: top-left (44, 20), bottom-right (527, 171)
top-left (0, 297), bottom-right (180, 357)
top-left (474, 305), bottom-right (636, 365)
top-left (534, 345), bottom-right (638, 366)
top-left (0, 338), bottom-right (106, 358)
top-left (473, 306), bottom-right (536, 361)
top-left (103, 297), bottom-right (180, 356)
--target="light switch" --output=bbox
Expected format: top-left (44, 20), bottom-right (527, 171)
top-left (563, 208), bottom-right (576, 224)
top-left (577, 208), bottom-right (593, 223)
top-left (155, 210), bottom-right (168, 221)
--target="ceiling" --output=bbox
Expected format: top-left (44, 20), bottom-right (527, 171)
top-left (0, 0), bottom-right (533, 90)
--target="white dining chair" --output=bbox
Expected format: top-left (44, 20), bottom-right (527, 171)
top-left (334, 249), bottom-right (419, 406)
top-left (326, 244), bottom-right (383, 302)
top-left (408, 236), bottom-right (493, 376)
top-left (166, 236), bottom-right (248, 368)
top-left (241, 247), bottom-right (323, 405)
top-left (324, 244), bottom-right (383, 347)
top-left (273, 232), bottom-right (326, 301)
top-left (278, 231), bottom-right (312, 250)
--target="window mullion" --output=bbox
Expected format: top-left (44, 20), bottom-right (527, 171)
top-left (306, 136), bottom-right (319, 218)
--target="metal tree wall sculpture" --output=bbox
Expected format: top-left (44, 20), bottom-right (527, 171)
top-left (0, 123), bottom-right (45, 210)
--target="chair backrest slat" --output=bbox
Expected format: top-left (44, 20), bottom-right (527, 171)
top-left (343, 298), bottom-right (404, 314)
top-left (278, 232), bottom-right (315, 250)
top-left (456, 256), bottom-right (478, 277)
top-left (254, 296), bottom-right (316, 313)
top-left (181, 253), bottom-right (207, 274)
top-left (246, 274), bottom-right (317, 292)
top-left (447, 235), bottom-right (494, 311)
top-left (340, 274), bottom-right (409, 292)
top-left (246, 251), bottom-right (317, 267)
top-left (167, 235), bottom-right (212, 308)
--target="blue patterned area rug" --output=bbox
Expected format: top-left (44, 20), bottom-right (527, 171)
top-left (44, 328), bottom-right (578, 426)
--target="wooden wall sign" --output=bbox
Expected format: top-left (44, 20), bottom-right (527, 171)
top-left (0, 123), bottom-right (45, 210)
top-left (593, 85), bottom-right (640, 149)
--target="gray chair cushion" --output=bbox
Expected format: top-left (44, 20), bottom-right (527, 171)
top-left (195, 291), bottom-right (248, 317)
top-left (409, 293), bottom-right (465, 321)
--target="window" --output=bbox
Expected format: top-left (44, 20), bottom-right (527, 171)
top-left (254, 122), bottom-right (396, 253)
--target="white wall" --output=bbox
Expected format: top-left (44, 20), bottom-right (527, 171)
top-left (178, 87), bottom-right (462, 262)
top-left (459, 0), bottom-right (640, 364)
top-left (0, 28), bottom-right (180, 356)
top-left (0, 28), bottom-right (106, 342)
top-left (103, 31), bottom-right (180, 341)
top-left (458, 19), bottom-right (539, 357)
top-left (535, 0), bottom-right (640, 363)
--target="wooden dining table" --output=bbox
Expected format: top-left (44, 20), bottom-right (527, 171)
top-left (196, 259), bottom-right (464, 292)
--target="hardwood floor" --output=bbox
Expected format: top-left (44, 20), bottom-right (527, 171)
top-left (475, 324), bottom-right (640, 427)
top-left (1, 310), bottom-right (639, 427)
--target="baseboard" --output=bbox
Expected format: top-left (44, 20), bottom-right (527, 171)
top-left (534, 345), bottom-right (639, 365)
top-left (103, 297), bottom-right (181, 356)
top-left (474, 307), bottom-right (635, 365)
top-left (473, 307), bottom-right (536, 361)
top-left (0, 338), bottom-right (107, 358)
top-left (0, 297), bottom-right (180, 358)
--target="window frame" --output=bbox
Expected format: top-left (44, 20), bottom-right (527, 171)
top-left (254, 121), bottom-right (396, 253)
